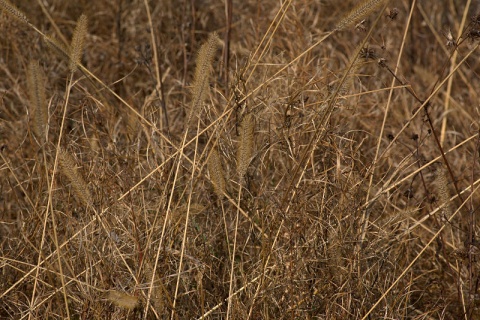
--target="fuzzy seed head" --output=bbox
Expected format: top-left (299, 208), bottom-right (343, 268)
top-left (69, 14), bottom-right (88, 73)
top-left (58, 148), bottom-right (93, 207)
top-left (335, 0), bottom-right (387, 31)
top-left (27, 60), bottom-right (48, 143)
top-left (208, 146), bottom-right (226, 198)
top-left (236, 113), bottom-right (255, 179)
top-left (434, 164), bottom-right (452, 220)
top-left (0, 0), bottom-right (28, 23)
top-left (187, 32), bottom-right (220, 125)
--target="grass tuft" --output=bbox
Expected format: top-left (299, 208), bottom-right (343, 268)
top-left (2, 1), bottom-right (480, 319)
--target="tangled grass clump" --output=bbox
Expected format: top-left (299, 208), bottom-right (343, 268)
top-left (1, 0), bottom-right (480, 319)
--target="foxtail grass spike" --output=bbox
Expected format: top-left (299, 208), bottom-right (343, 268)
top-left (435, 164), bottom-right (453, 219)
top-left (335, 0), bottom-right (387, 31)
top-left (69, 14), bottom-right (88, 73)
top-left (236, 113), bottom-right (255, 179)
top-left (208, 146), bottom-right (226, 198)
top-left (0, 0), bottom-right (28, 23)
top-left (27, 60), bottom-right (48, 144)
top-left (187, 32), bottom-right (220, 125)
top-left (58, 148), bottom-right (93, 207)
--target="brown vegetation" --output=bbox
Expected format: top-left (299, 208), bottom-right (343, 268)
top-left (1, 0), bottom-right (480, 319)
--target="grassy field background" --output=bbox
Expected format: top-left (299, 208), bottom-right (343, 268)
top-left (1, 0), bottom-right (480, 318)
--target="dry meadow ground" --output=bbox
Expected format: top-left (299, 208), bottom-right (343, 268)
top-left (1, 0), bottom-right (480, 319)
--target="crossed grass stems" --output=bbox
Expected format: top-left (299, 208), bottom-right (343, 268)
top-left (2, 0), bottom-right (480, 318)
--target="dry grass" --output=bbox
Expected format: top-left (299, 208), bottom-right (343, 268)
top-left (1, 0), bottom-right (480, 319)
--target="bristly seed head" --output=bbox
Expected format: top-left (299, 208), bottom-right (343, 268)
top-left (335, 0), bottom-right (388, 31)
top-left (69, 14), bottom-right (88, 73)
top-left (0, 0), bottom-right (28, 23)
top-left (236, 112), bottom-right (255, 180)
